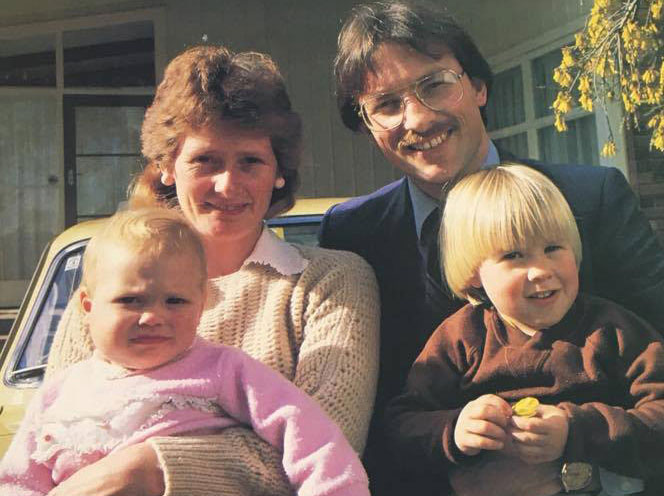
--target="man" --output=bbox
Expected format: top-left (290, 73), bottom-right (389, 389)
top-left (318, 2), bottom-right (664, 495)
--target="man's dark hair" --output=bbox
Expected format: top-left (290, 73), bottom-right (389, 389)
top-left (335, 1), bottom-right (493, 131)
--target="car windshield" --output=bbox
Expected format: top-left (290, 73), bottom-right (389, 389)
top-left (11, 242), bottom-right (85, 383)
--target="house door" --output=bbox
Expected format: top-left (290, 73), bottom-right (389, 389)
top-left (64, 95), bottom-right (152, 226)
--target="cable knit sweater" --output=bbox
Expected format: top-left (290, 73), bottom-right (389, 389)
top-left (0, 338), bottom-right (369, 496)
top-left (44, 228), bottom-right (380, 496)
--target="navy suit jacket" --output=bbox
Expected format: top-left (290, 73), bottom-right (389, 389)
top-left (319, 160), bottom-right (664, 496)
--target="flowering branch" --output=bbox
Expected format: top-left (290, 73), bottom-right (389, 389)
top-left (553, 0), bottom-right (664, 156)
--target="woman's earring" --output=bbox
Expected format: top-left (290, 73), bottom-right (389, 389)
top-left (274, 177), bottom-right (286, 189)
top-left (160, 169), bottom-right (175, 186)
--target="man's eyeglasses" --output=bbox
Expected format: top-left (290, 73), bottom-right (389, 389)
top-left (359, 68), bottom-right (464, 132)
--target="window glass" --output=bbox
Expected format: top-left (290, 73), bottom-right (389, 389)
top-left (73, 104), bottom-right (147, 221)
top-left (532, 49), bottom-right (563, 118)
top-left (0, 96), bottom-right (59, 281)
top-left (0, 35), bottom-right (55, 87)
top-left (63, 21), bottom-right (154, 87)
top-left (77, 156), bottom-right (143, 219)
top-left (487, 66), bottom-right (525, 131)
top-left (494, 132), bottom-right (529, 159)
top-left (538, 114), bottom-right (599, 165)
top-left (13, 244), bottom-right (85, 384)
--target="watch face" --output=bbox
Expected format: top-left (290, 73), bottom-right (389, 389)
top-left (562, 462), bottom-right (593, 491)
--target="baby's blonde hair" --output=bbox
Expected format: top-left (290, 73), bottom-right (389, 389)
top-left (81, 207), bottom-right (207, 295)
top-left (441, 164), bottom-right (582, 305)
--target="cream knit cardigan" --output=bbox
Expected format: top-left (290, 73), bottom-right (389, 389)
top-left (46, 234), bottom-right (380, 496)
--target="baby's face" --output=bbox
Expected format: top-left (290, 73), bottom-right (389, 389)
top-left (472, 239), bottom-right (579, 334)
top-left (80, 244), bottom-right (206, 370)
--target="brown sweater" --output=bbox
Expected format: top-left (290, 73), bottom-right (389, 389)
top-left (386, 293), bottom-right (664, 494)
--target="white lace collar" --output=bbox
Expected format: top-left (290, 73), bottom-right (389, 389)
top-left (243, 225), bottom-right (308, 275)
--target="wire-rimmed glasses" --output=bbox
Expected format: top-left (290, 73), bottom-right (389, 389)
top-left (359, 68), bottom-right (464, 131)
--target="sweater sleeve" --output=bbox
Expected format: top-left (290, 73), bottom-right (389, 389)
top-left (385, 315), bottom-right (475, 473)
top-left (289, 248), bottom-right (380, 453)
top-left (208, 346), bottom-right (369, 496)
top-left (149, 250), bottom-right (380, 496)
top-left (559, 320), bottom-right (664, 478)
top-left (0, 376), bottom-right (62, 495)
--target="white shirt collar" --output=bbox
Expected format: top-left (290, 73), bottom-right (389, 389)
top-left (243, 225), bottom-right (309, 275)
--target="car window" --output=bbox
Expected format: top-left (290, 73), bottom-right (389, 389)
top-left (268, 215), bottom-right (322, 246)
top-left (10, 242), bottom-right (86, 384)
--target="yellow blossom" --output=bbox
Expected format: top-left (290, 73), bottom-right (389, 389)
top-left (643, 68), bottom-right (657, 84)
top-left (601, 140), bottom-right (616, 157)
top-left (553, 67), bottom-right (573, 88)
top-left (578, 75), bottom-right (591, 93)
top-left (622, 21), bottom-right (638, 47)
top-left (561, 48), bottom-right (575, 68)
top-left (645, 86), bottom-right (662, 105)
top-left (553, 0), bottom-right (664, 155)
top-left (647, 115), bottom-right (660, 129)
top-left (553, 92), bottom-right (573, 114)
top-left (588, 12), bottom-right (609, 44)
top-left (574, 32), bottom-right (585, 49)
top-left (579, 92), bottom-right (594, 111)
top-left (595, 56), bottom-right (607, 77)
top-left (622, 92), bottom-right (636, 113)
top-left (652, 129), bottom-right (664, 152)
top-left (554, 113), bottom-right (568, 132)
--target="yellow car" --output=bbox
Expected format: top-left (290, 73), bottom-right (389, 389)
top-left (0, 197), bottom-right (344, 456)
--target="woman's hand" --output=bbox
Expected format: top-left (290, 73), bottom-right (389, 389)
top-left (507, 403), bottom-right (569, 464)
top-left (454, 394), bottom-right (513, 456)
top-left (47, 442), bottom-right (165, 496)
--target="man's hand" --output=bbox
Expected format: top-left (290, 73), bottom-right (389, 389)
top-left (507, 403), bottom-right (569, 464)
top-left (454, 394), bottom-right (512, 456)
top-left (47, 442), bottom-right (165, 496)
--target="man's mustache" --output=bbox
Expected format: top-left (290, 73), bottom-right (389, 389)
top-left (397, 122), bottom-right (457, 151)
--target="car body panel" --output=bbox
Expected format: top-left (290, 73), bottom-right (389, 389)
top-left (0, 197), bottom-right (344, 456)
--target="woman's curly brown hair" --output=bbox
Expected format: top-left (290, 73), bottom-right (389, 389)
top-left (131, 45), bottom-right (301, 217)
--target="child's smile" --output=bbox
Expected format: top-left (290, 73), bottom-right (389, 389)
top-left (474, 241), bottom-right (579, 333)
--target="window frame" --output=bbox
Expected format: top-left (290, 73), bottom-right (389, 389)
top-left (486, 18), bottom-right (628, 176)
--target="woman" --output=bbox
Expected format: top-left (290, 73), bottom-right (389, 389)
top-left (45, 45), bottom-right (379, 496)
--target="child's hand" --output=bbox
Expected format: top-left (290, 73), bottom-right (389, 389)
top-left (454, 394), bottom-right (512, 456)
top-left (507, 404), bottom-right (569, 464)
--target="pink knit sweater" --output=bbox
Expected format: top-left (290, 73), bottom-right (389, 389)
top-left (0, 338), bottom-right (369, 496)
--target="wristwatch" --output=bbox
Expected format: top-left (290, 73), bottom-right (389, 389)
top-left (561, 462), bottom-right (593, 492)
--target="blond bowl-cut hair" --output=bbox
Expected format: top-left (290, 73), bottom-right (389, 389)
top-left (81, 207), bottom-right (207, 296)
top-left (441, 164), bottom-right (582, 305)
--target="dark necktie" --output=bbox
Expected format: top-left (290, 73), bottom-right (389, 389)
top-left (419, 208), bottom-right (442, 286)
